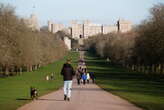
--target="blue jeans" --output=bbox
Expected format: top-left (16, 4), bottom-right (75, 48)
top-left (63, 80), bottom-right (73, 98)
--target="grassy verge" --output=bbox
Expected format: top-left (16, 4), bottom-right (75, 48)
top-left (85, 52), bottom-right (164, 110)
top-left (0, 51), bottom-right (79, 110)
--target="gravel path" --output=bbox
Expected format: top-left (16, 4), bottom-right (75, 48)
top-left (18, 80), bottom-right (142, 110)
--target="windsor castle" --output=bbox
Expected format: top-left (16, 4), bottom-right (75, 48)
top-left (48, 19), bottom-right (132, 39)
top-left (23, 14), bottom-right (132, 39)
top-left (23, 14), bottom-right (132, 49)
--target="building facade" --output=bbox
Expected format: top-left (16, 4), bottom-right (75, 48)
top-left (71, 20), bottom-right (83, 39)
top-left (48, 21), bottom-right (65, 33)
top-left (103, 25), bottom-right (118, 34)
top-left (83, 22), bottom-right (102, 38)
top-left (48, 19), bottom-right (132, 39)
top-left (23, 14), bottom-right (40, 31)
top-left (117, 19), bottom-right (132, 33)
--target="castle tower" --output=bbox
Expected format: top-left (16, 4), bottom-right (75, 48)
top-left (117, 19), bottom-right (132, 33)
top-left (48, 21), bottom-right (53, 32)
top-left (23, 14), bottom-right (40, 31)
top-left (30, 14), bottom-right (40, 31)
top-left (48, 21), bottom-right (65, 33)
top-left (71, 20), bottom-right (83, 39)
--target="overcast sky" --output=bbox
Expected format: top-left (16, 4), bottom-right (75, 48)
top-left (1, 0), bottom-right (164, 26)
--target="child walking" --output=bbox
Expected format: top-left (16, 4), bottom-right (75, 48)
top-left (82, 73), bottom-right (87, 85)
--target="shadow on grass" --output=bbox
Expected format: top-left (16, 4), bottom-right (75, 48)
top-left (16, 98), bottom-right (64, 102)
top-left (16, 98), bottom-right (31, 101)
top-left (85, 52), bottom-right (164, 110)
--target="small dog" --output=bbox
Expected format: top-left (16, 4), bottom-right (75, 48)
top-left (30, 87), bottom-right (38, 100)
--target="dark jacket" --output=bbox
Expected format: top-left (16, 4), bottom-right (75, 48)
top-left (76, 69), bottom-right (81, 79)
top-left (61, 63), bottom-right (75, 81)
top-left (89, 72), bottom-right (95, 79)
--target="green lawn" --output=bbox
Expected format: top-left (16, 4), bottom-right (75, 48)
top-left (0, 51), bottom-right (79, 110)
top-left (85, 52), bottom-right (164, 110)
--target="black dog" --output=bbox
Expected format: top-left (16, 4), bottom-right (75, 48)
top-left (30, 87), bottom-right (38, 100)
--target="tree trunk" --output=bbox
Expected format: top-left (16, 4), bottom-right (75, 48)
top-left (152, 65), bottom-right (155, 74)
top-left (5, 67), bottom-right (9, 76)
top-left (34, 65), bottom-right (38, 70)
top-left (142, 65), bottom-right (145, 73)
top-left (146, 66), bottom-right (149, 74)
top-left (38, 64), bottom-right (41, 68)
top-left (19, 67), bottom-right (22, 75)
top-left (138, 65), bottom-right (141, 72)
top-left (132, 65), bottom-right (134, 71)
top-left (154, 64), bottom-right (157, 74)
top-left (30, 66), bottom-right (33, 72)
top-left (163, 64), bottom-right (164, 74)
top-left (159, 64), bottom-right (163, 74)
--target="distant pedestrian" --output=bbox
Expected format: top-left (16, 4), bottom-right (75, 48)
top-left (86, 72), bottom-right (90, 84)
top-left (50, 73), bottom-right (54, 80)
top-left (89, 72), bottom-right (95, 83)
top-left (78, 66), bottom-right (83, 78)
top-left (82, 73), bottom-right (87, 85)
top-left (61, 58), bottom-right (75, 101)
top-left (76, 68), bottom-right (81, 85)
top-left (46, 75), bottom-right (49, 81)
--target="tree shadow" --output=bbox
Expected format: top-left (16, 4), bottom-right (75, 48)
top-left (16, 98), bottom-right (32, 101)
top-left (16, 98), bottom-right (64, 101)
top-left (85, 51), bottom-right (164, 98)
top-left (72, 87), bottom-right (102, 91)
top-left (37, 98), bottom-right (64, 101)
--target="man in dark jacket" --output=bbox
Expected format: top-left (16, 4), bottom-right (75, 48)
top-left (61, 59), bottom-right (75, 101)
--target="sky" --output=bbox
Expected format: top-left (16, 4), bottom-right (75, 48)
top-left (1, 0), bottom-right (164, 26)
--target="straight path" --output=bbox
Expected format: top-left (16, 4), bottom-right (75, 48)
top-left (18, 80), bottom-right (142, 110)
top-left (18, 51), bottom-right (142, 110)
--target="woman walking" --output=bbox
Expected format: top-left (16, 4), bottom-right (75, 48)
top-left (61, 59), bottom-right (75, 101)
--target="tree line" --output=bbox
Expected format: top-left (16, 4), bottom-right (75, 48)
top-left (0, 4), bottom-right (68, 76)
top-left (84, 3), bottom-right (164, 74)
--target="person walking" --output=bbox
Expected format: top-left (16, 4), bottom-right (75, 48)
top-left (89, 72), bottom-right (95, 83)
top-left (61, 59), bottom-right (75, 101)
top-left (86, 72), bottom-right (90, 84)
top-left (76, 67), bottom-right (81, 85)
top-left (82, 73), bottom-right (87, 85)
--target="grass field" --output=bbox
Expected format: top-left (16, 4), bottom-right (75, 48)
top-left (85, 52), bottom-right (164, 110)
top-left (0, 51), bottom-right (79, 110)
